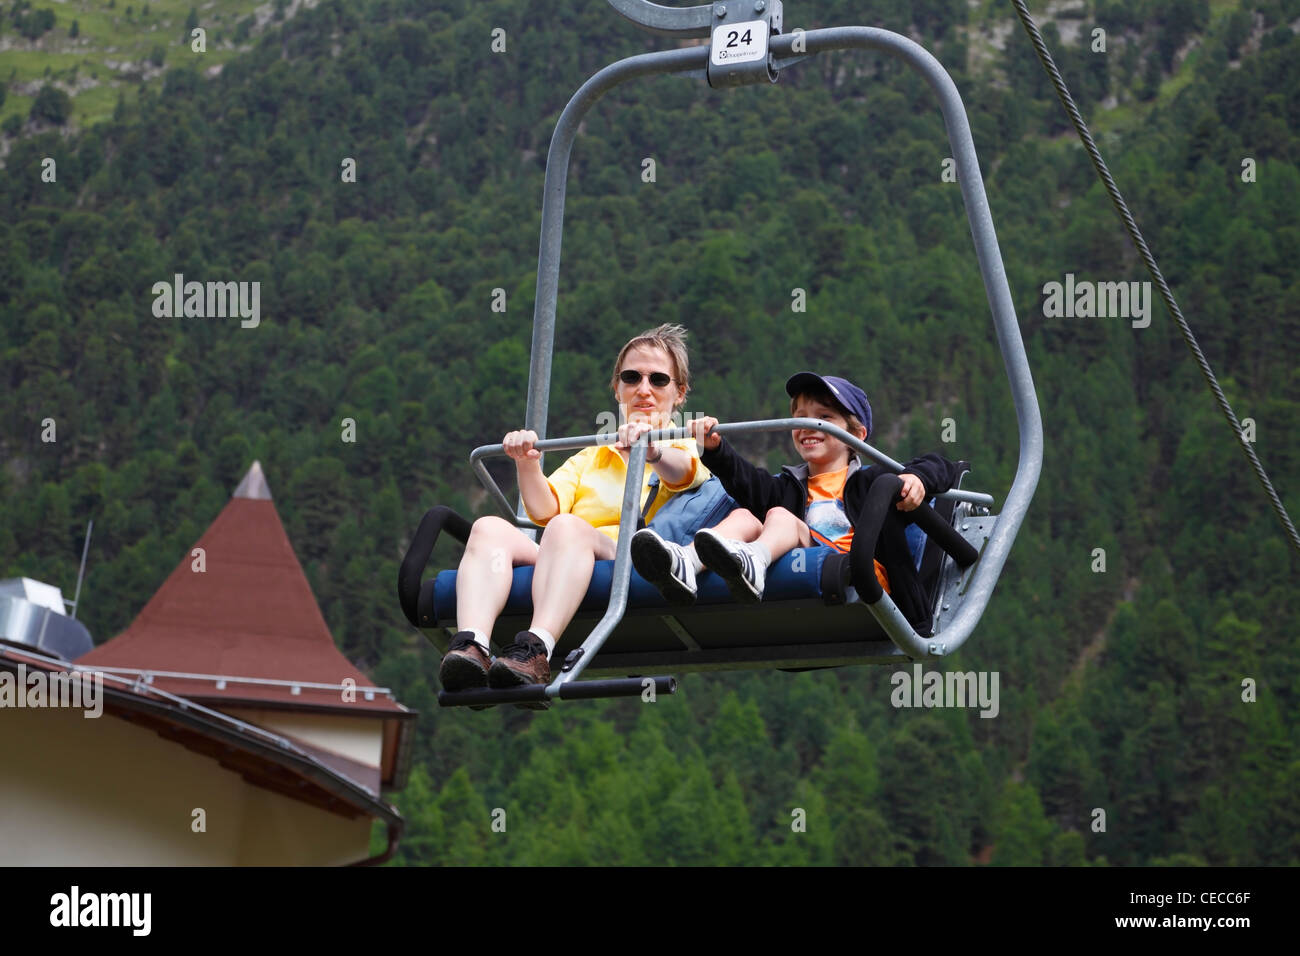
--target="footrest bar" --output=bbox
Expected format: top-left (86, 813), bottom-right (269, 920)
top-left (437, 676), bottom-right (677, 707)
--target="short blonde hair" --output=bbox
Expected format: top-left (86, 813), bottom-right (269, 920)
top-left (610, 323), bottom-right (690, 406)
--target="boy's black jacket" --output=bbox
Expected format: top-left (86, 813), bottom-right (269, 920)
top-left (699, 438), bottom-right (963, 635)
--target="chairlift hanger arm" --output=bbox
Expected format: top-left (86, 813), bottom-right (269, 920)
top-left (606, 0), bottom-right (714, 38)
top-left (504, 20), bottom-right (1040, 671)
top-left (523, 28), bottom-right (1041, 661)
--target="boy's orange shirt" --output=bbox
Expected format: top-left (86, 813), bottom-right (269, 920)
top-left (805, 466), bottom-right (891, 593)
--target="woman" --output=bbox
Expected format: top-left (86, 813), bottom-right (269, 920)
top-left (438, 323), bottom-right (706, 704)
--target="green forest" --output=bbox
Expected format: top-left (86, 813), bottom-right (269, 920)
top-left (2, 0), bottom-right (1298, 865)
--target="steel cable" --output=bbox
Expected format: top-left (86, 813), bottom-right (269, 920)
top-left (1010, 0), bottom-right (1300, 554)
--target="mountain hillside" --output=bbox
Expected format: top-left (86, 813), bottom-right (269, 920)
top-left (2, 0), bottom-right (1296, 865)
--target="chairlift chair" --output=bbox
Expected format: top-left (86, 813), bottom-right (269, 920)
top-left (397, 0), bottom-right (1043, 708)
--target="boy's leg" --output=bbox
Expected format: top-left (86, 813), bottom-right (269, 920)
top-left (700, 505), bottom-right (807, 567)
top-left (631, 509), bottom-right (762, 606)
top-left (754, 506), bottom-right (811, 561)
top-left (695, 507), bottom-right (803, 603)
top-left (706, 508), bottom-right (764, 542)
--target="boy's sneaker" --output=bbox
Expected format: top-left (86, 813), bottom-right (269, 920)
top-left (630, 528), bottom-right (698, 606)
top-left (488, 631), bottom-right (552, 710)
top-left (694, 529), bottom-right (767, 603)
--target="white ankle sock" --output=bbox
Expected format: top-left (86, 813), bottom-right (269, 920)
top-left (464, 628), bottom-right (490, 652)
top-left (682, 542), bottom-right (704, 574)
top-left (528, 626), bottom-right (556, 656)
top-left (745, 541), bottom-right (772, 570)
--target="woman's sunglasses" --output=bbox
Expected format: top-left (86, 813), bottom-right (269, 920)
top-left (619, 369), bottom-right (674, 388)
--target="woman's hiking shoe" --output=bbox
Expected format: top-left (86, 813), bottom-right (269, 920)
top-left (630, 528), bottom-right (698, 606)
top-left (488, 632), bottom-right (552, 710)
top-left (694, 529), bottom-right (766, 603)
top-left (439, 632), bottom-right (492, 691)
top-left (438, 632), bottom-right (496, 710)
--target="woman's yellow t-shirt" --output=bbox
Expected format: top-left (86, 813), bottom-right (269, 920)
top-left (525, 439), bottom-right (708, 542)
top-left (805, 466), bottom-right (891, 593)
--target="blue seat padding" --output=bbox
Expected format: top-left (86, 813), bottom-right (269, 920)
top-left (432, 545), bottom-right (836, 625)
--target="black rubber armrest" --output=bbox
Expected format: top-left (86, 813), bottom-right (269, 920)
top-left (397, 505), bottom-right (472, 627)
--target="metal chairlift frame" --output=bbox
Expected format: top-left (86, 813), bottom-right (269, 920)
top-left (402, 1), bottom-right (1043, 707)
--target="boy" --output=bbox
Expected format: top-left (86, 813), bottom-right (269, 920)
top-left (629, 372), bottom-right (962, 637)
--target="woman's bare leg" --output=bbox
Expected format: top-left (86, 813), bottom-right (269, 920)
top-left (454, 516), bottom-right (540, 635)
top-left (529, 514), bottom-right (617, 638)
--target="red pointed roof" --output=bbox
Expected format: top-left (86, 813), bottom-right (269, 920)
top-left (79, 462), bottom-right (406, 716)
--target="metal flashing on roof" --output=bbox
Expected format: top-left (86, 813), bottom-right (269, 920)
top-left (0, 581), bottom-right (94, 661)
top-left (0, 577), bottom-right (68, 613)
top-left (232, 460), bottom-right (272, 500)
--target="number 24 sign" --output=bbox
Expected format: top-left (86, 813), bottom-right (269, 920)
top-left (710, 19), bottom-right (768, 66)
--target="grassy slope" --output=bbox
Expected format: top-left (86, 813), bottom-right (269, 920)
top-left (1, 0), bottom-right (300, 130)
top-left (1, 0), bottom-right (1263, 138)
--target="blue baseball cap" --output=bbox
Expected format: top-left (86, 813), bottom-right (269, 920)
top-left (785, 372), bottom-right (873, 439)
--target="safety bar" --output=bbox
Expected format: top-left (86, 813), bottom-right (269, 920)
top-left (470, 431), bottom-right (625, 528)
top-left (712, 418), bottom-right (995, 508)
top-left (468, 417), bottom-right (995, 527)
top-left (715, 419), bottom-right (984, 569)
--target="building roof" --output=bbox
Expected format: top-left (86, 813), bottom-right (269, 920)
top-left (79, 462), bottom-right (409, 719)
top-left (0, 644), bottom-right (403, 863)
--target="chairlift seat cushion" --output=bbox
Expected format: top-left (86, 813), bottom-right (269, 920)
top-left (431, 544), bottom-right (839, 625)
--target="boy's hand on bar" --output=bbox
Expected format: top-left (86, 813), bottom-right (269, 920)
top-left (896, 473), bottom-right (926, 511)
top-left (687, 415), bottom-right (721, 450)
